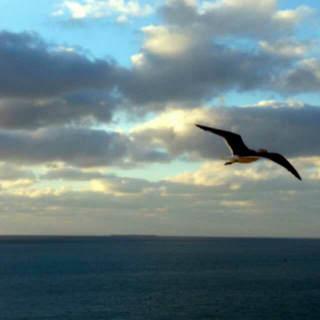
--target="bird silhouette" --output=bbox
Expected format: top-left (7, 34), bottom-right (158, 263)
top-left (195, 124), bottom-right (301, 180)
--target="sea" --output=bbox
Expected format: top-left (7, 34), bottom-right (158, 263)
top-left (1, 236), bottom-right (320, 320)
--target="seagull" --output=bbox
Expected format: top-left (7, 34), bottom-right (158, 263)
top-left (195, 124), bottom-right (301, 180)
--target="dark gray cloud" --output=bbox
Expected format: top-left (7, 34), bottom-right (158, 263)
top-left (274, 59), bottom-right (320, 94)
top-left (114, 0), bottom-right (317, 109)
top-left (159, 0), bottom-right (315, 39)
top-left (206, 104), bottom-right (320, 158)
top-left (0, 25), bottom-right (317, 132)
top-left (0, 127), bottom-right (128, 167)
top-left (0, 127), bottom-right (171, 167)
top-left (0, 91), bottom-right (117, 130)
top-left (0, 31), bottom-right (119, 98)
top-left (205, 104), bottom-right (320, 157)
top-left (0, 30), bottom-right (125, 129)
top-left (120, 44), bottom-right (292, 108)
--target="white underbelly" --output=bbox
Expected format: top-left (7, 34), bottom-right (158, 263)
top-left (237, 157), bottom-right (260, 163)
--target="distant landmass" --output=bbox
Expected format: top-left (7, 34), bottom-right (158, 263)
top-left (110, 234), bottom-right (158, 239)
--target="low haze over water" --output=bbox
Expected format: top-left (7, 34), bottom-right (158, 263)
top-left (1, 236), bottom-right (320, 319)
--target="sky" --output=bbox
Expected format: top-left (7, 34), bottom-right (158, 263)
top-left (0, 0), bottom-right (320, 237)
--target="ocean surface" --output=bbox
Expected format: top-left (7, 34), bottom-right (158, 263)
top-left (1, 236), bottom-right (320, 320)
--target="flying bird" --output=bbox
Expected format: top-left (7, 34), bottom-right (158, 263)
top-left (195, 124), bottom-right (301, 180)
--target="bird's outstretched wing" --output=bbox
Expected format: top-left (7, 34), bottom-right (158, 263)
top-left (195, 124), bottom-right (250, 156)
top-left (259, 152), bottom-right (301, 180)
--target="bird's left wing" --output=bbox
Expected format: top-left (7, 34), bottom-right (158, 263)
top-left (259, 152), bottom-right (302, 180)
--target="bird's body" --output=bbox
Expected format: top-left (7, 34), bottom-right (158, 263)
top-left (195, 124), bottom-right (301, 180)
top-left (222, 155), bottom-right (259, 164)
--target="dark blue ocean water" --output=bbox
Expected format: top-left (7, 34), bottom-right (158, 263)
top-left (1, 236), bottom-right (320, 320)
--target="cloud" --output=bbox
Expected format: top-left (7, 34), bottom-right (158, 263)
top-left (167, 161), bottom-right (277, 187)
top-left (117, 0), bottom-right (318, 106)
top-left (40, 167), bottom-right (109, 181)
top-left (0, 127), bottom-right (129, 167)
top-left (2, 2), bottom-right (320, 237)
top-left (0, 163), bottom-right (36, 181)
top-left (0, 31), bottom-right (120, 99)
top-left (140, 25), bottom-right (194, 56)
top-left (0, 30), bottom-right (126, 129)
top-left (159, 0), bottom-right (316, 39)
top-left (0, 179), bottom-right (35, 191)
top-left (272, 5), bottom-right (316, 26)
top-left (0, 17), bottom-right (317, 132)
top-left (0, 126), bottom-right (171, 168)
top-left (221, 200), bottom-right (255, 207)
top-left (55, 0), bottom-right (153, 22)
top-left (2, 166), bottom-right (319, 237)
top-left (2, 98), bottom-right (316, 171)
top-left (0, 92), bottom-right (118, 130)
top-left (0, 5), bottom-right (319, 172)
top-left (274, 59), bottom-right (320, 94)
top-left (259, 39), bottom-right (311, 58)
top-left (91, 176), bottom-right (164, 196)
top-left (124, 40), bottom-right (293, 108)
top-left (0, 163), bottom-right (37, 191)
top-left (131, 102), bottom-right (320, 160)
top-left (120, 0), bottom-right (317, 108)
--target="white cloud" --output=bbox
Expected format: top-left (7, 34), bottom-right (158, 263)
top-left (116, 14), bottom-right (128, 23)
top-left (244, 100), bottom-right (306, 109)
top-left (272, 5), bottom-right (316, 25)
top-left (57, 46), bottom-right (75, 53)
top-left (90, 176), bottom-right (166, 196)
top-left (166, 160), bottom-right (278, 187)
top-left (0, 179), bottom-right (34, 190)
top-left (0, 163), bottom-right (319, 237)
top-left (131, 108), bottom-right (209, 136)
top-left (12, 186), bottom-right (71, 198)
top-left (259, 39), bottom-right (308, 57)
top-left (52, 9), bottom-right (65, 17)
top-left (221, 200), bottom-right (255, 207)
top-left (166, 161), bottom-right (232, 186)
top-left (130, 53), bottom-right (146, 67)
top-left (141, 25), bottom-right (194, 57)
top-left (63, 1), bottom-right (88, 18)
top-left (56, 0), bottom-right (153, 22)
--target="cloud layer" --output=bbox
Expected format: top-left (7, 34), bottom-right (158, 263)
top-left (2, 162), bottom-right (320, 237)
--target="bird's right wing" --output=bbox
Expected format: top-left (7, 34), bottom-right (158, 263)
top-left (259, 152), bottom-right (302, 180)
top-left (195, 124), bottom-right (250, 156)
